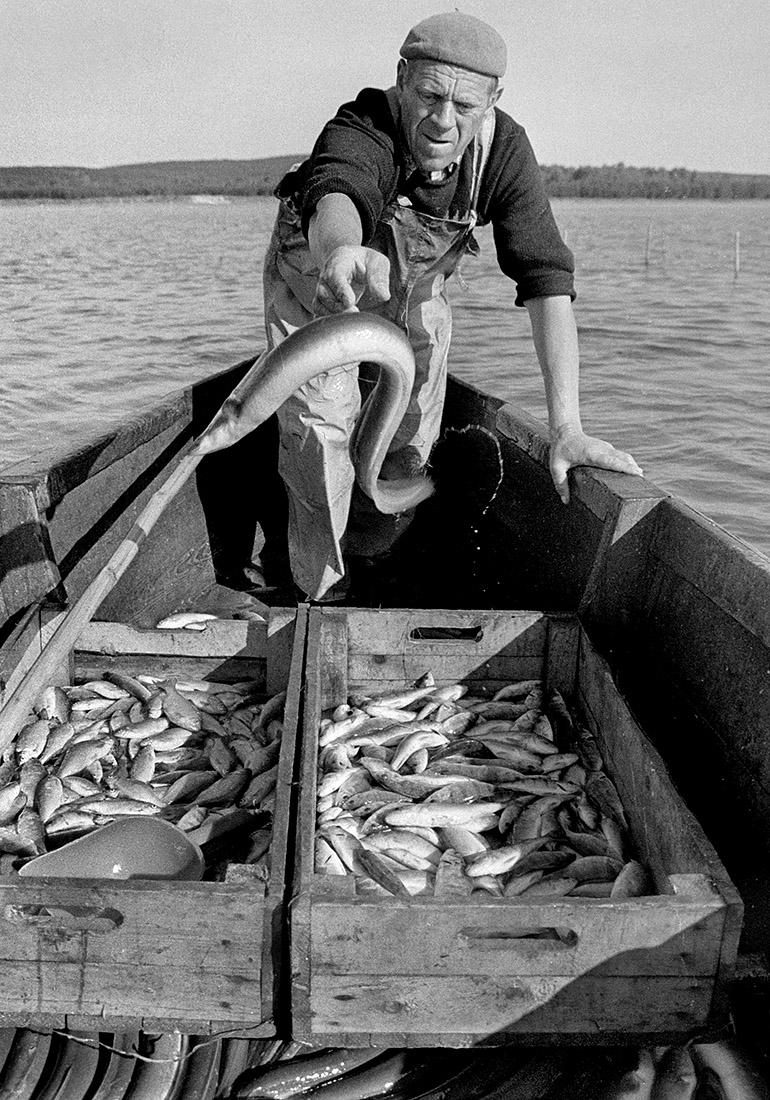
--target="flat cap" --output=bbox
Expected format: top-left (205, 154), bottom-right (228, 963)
top-left (400, 11), bottom-right (507, 78)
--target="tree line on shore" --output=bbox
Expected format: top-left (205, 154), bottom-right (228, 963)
top-left (1, 157), bottom-right (768, 200)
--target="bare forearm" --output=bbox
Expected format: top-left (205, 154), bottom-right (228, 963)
top-left (307, 194), bottom-right (390, 314)
top-left (524, 294), bottom-right (642, 503)
top-left (525, 295), bottom-right (582, 435)
top-left (307, 193), bottom-right (363, 266)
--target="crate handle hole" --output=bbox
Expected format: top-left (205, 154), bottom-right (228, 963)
top-left (5, 904), bottom-right (124, 933)
top-left (459, 925), bottom-right (578, 949)
top-left (409, 626), bottom-right (484, 643)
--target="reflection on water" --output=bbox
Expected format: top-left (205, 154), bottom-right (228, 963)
top-left (0, 196), bottom-right (768, 557)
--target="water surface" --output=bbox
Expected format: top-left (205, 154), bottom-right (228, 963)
top-left (1, 196), bottom-right (768, 556)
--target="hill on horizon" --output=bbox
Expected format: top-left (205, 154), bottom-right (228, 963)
top-left (1, 156), bottom-right (768, 200)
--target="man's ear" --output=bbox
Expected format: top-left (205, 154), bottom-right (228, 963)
top-left (396, 59), bottom-right (407, 91)
top-left (489, 83), bottom-right (503, 110)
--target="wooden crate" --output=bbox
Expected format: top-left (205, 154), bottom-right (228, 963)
top-left (0, 606), bottom-right (307, 1037)
top-left (290, 607), bottom-right (743, 1046)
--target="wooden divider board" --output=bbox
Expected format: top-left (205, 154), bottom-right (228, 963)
top-left (0, 607), bottom-right (306, 1036)
top-left (289, 608), bottom-right (742, 1046)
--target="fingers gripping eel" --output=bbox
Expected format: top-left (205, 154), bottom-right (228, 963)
top-left (195, 312), bottom-right (435, 514)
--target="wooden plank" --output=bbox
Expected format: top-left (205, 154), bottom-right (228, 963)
top-left (443, 375), bottom-right (505, 434)
top-left (0, 962), bottom-right (265, 1029)
top-left (345, 609), bottom-right (547, 658)
top-left (261, 604), bottom-right (306, 1031)
top-left (578, 498), bottom-right (666, 665)
top-left (288, 608), bottom-right (338, 1041)
top-left (286, 1023), bottom-right (702, 1049)
top-left (307, 973), bottom-right (714, 1039)
top-left (348, 656), bottom-right (545, 690)
top-left (0, 608), bottom-right (68, 705)
top-left (0, 483), bottom-right (59, 627)
top-left (494, 405), bottom-right (551, 468)
top-left (266, 609), bottom-right (300, 697)
top-left (95, 462), bottom-right (213, 627)
top-left (345, 609), bottom-right (548, 691)
top-left (0, 355), bottom-right (256, 635)
top-left (1, 420), bottom-right (203, 633)
top-left (576, 630), bottom-right (741, 897)
top-left (495, 404), bottom-right (662, 524)
top-left (77, 619), bottom-right (268, 659)
top-left (575, 630), bottom-right (744, 1010)
top-left (314, 609), bottom-right (349, 712)
top-left (297, 612), bottom-right (331, 887)
top-left (73, 618), bottom-right (272, 688)
top-left (486, 446), bottom-right (602, 611)
top-left (75, 653), bottom-right (265, 685)
top-left (0, 388), bottom-right (193, 493)
top-left (290, 895), bottom-right (313, 1042)
top-left (545, 617), bottom-right (579, 695)
top-left (309, 896), bottom-right (725, 977)
top-left (650, 498), bottom-right (770, 648)
top-left (0, 879), bottom-right (267, 1026)
top-left (639, 569), bottom-right (770, 791)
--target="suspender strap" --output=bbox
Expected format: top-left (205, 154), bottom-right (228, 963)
top-left (469, 110), bottom-right (496, 218)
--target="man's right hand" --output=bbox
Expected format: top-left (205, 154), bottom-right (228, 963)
top-left (313, 245), bottom-right (391, 315)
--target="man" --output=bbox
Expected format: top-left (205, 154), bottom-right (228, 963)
top-left (234, 11), bottom-right (641, 602)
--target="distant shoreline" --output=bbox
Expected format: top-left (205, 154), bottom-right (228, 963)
top-left (1, 157), bottom-right (768, 200)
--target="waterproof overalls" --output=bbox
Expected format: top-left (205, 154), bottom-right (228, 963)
top-left (263, 95), bottom-right (495, 600)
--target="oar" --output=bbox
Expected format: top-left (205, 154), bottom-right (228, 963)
top-left (0, 450), bottom-right (203, 748)
top-left (0, 312), bottom-right (418, 745)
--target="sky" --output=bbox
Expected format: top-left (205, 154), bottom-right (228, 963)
top-left (1, 0), bottom-right (768, 174)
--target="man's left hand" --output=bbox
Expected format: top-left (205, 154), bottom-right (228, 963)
top-left (550, 425), bottom-right (643, 504)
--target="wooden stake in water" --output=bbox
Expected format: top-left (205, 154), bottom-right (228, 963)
top-left (645, 221), bottom-right (653, 267)
top-left (734, 231), bottom-right (741, 278)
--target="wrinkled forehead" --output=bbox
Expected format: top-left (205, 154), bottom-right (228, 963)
top-left (400, 59), bottom-right (498, 103)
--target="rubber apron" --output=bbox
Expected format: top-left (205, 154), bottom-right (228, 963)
top-left (263, 99), bottom-right (495, 600)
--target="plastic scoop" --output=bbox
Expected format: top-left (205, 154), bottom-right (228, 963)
top-left (18, 817), bottom-right (205, 881)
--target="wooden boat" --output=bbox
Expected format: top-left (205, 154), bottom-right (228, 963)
top-left (0, 354), bottom-right (768, 1090)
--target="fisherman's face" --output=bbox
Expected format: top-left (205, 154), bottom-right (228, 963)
top-left (396, 60), bottom-right (501, 174)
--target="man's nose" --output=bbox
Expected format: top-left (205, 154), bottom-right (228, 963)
top-left (430, 99), bottom-right (456, 131)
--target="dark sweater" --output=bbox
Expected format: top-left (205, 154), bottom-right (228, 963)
top-left (276, 87), bottom-right (575, 307)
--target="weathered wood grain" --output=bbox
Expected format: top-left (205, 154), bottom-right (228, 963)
top-left (307, 973), bottom-right (714, 1040)
top-left (545, 616), bottom-right (579, 695)
top-left (309, 896), bottom-right (725, 976)
top-left (345, 609), bottom-right (548, 691)
top-left (77, 619), bottom-right (268, 658)
top-left (291, 608), bottom-right (742, 1045)
top-left (0, 608), bottom-right (304, 1033)
top-left (0, 879), bottom-right (265, 1023)
top-left (0, 483), bottom-right (59, 628)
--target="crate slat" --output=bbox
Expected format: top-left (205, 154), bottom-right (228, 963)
top-left (307, 973), bottom-right (714, 1041)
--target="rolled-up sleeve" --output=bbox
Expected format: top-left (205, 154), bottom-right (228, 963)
top-left (485, 121), bottom-right (575, 306)
top-left (299, 91), bottom-right (399, 244)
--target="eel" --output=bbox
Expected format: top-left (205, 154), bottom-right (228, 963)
top-left (195, 311), bottom-right (434, 514)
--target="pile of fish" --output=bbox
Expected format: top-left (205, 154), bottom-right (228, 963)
top-left (0, 671), bottom-right (286, 876)
top-left (0, 1028), bottom-right (766, 1100)
top-left (313, 674), bottom-right (653, 900)
top-left (226, 1039), bottom-right (770, 1099)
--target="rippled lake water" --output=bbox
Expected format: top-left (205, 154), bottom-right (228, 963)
top-left (1, 196), bottom-right (768, 557)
